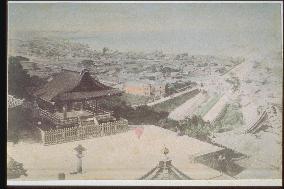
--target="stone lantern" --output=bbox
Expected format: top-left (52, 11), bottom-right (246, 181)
top-left (161, 146), bottom-right (170, 161)
top-left (74, 144), bottom-right (86, 174)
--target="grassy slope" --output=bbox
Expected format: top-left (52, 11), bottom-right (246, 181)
top-left (213, 103), bottom-right (243, 132)
top-left (152, 89), bottom-right (200, 113)
top-left (195, 94), bottom-right (221, 117)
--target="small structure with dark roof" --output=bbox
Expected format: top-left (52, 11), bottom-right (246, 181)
top-left (30, 69), bottom-right (128, 145)
top-left (139, 147), bottom-right (191, 180)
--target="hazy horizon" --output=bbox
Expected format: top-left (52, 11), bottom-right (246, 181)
top-left (8, 2), bottom-right (282, 54)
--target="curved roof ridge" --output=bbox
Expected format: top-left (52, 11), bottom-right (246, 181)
top-left (139, 160), bottom-right (191, 180)
top-left (33, 69), bottom-right (114, 102)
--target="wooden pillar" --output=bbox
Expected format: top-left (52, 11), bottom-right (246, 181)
top-left (63, 104), bottom-right (67, 120)
top-left (40, 129), bottom-right (45, 144)
top-left (70, 102), bottom-right (74, 112)
top-left (80, 102), bottom-right (84, 111)
top-left (101, 124), bottom-right (104, 136)
top-left (32, 100), bottom-right (39, 118)
top-left (77, 155), bottom-right (82, 173)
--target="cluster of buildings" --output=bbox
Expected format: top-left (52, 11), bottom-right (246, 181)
top-left (123, 81), bottom-right (166, 98)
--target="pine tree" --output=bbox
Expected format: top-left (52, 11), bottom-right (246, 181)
top-left (7, 157), bottom-right (28, 179)
top-left (8, 56), bottom-right (31, 98)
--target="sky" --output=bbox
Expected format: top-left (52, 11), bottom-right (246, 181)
top-left (8, 2), bottom-right (282, 54)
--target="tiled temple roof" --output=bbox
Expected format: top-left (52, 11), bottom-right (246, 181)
top-left (33, 69), bottom-right (121, 102)
top-left (139, 160), bottom-right (191, 180)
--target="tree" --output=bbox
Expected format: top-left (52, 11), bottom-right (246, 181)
top-left (14, 56), bottom-right (29, 62)
top-left (79, 59), bottom-right (95, 69)
top-left (151, 65), bottom-right (157, 73)
top-left (8, 105), bottom-right (42, 144)
top-left (99, 97), bottom-right (168, 125)
top-left (30, 75), bottom-right (47, 88)
top-left (7, 157), bottom-right (28, 179)
top-left (102, 47), bottom-right (109, 55)
top-left (179, 115), bottom-right (212, 141)
top-left (165, 83), bottom-right (171, 96)
top-left (158, 118), bottom-right (179, 131)
top-left (8, 56), bottom-right (31, 98)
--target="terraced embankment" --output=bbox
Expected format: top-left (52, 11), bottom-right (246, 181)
top-left (202, 93), bottom-right (230, 123)
top-left (194, 94), bottom-right (221, 117)
top-left (168, 92), bottom-right (208, 121)
top-left (152, 88), bottom-right (200, 113)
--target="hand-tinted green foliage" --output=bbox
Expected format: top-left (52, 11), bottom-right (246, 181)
top-left (213, 103), bottom-right (243, 133)
top-left (158, 118), bottom-right (179, 132)
top-left (159, 115), bottom-right (212, 141)
top-left (195, 94), bottom-right (220, 117)
top-left (101, 93), bottom-right (212, 140)
top-left (99, 97), bottom-right (168, 125)
top-left (180, 115), bottom-right (212, 141)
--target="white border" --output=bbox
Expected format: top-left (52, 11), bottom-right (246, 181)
top-left (7, 179), bottom-right (283, 186)
top-left (7, 1), bottom-right (284, 4)
top-left (7, 0), bottom-right (283, 187)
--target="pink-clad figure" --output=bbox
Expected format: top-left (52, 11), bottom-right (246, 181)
top-left (134, 127), bottom-right (144, 139)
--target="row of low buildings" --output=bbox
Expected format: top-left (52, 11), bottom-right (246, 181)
top-left (123, 81), bottom-right (166, 98)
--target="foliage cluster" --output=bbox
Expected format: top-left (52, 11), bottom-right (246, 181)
top-left (99, 97), bottom-right (168, 125)
top-left (213, 103), bottom-right (243, 133)
top-left (165, 81), bottom-right (196, 96)
top-left (8, 106), bottom-right (42, 144)
top-left (159, 115), bottom-right (212, 141)
top-left (7, 157), bottom-right (28, 179)
top-left (8, 56), bottom-right (47, 98)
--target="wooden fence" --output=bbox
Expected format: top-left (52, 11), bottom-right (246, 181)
top-left (35, 107), bottom-right (79, 126)
top-left (85, 104), bottom-right (113, 120)
top-left (39, 118), bottom-right (128, 145)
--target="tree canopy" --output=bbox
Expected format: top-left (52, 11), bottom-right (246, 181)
top-left (7, 157), bottom-right (28, 179)
top-left (8, 56), bottom-right (31, 98)
top-left (8, 56), bottom-right (47, 98)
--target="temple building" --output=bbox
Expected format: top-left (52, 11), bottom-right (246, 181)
top-left (30, 69), bottom-right (128, 145)
top-left (139, 147), bottom-right (191, 180)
